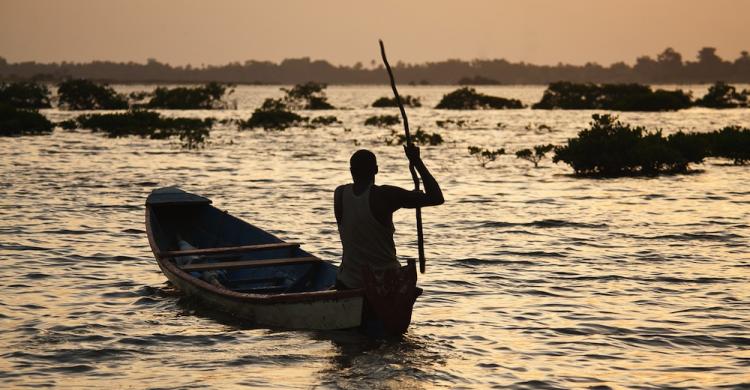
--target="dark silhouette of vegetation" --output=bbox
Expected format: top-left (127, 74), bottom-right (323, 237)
top-left (457, 75), bottom-right (501, 85)
top-left (309, 115), bottom-right (341, 126)
top-left (365, 114), bottom-right (400, 127)
top-left (695, 82), bottom-right (749, 108)
top-left (468, 146), bottom-right (505, 168)
top-left (516, 144), bottom-right (555, 167)
top-left (71, 109), bottom-right (212, 148)
top-left (372, 95), bottom-right (421, 108)
top-left (241, 98), bottom-right (305, 130)
top-left (706, 126), bottom-right (750, 165)
top-left (0, 103), bottom-right (54, 136)
top-left (0, 81), bottom-right (51, 108)
top-left (57, 79), bottom-right (128, 110)
top-left (436, 87), bottom-right (524, 109)
top-left (386, 128), bottom-right (444, 146)
top-left (553, 114), bottom-right (708, 175)
top-left (5, 47), bottom-right (747, 85)
top-left (436, 119), bottom-right (479, 129)
top-left (524, 123), bottom-right (553, 132)
top-left (145, 82), bottom-right (232, 109)
top-left (281, 82), bottom-right (334, 109)
top-left (532, 82), bottom-right (692, 111)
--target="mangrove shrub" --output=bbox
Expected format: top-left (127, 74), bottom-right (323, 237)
top-left (57, 79), bottom-right (128, 110)
top-left (695, 82), bottom-right (749, 108)
top-left (241, 98), bottom-right (305, 130)
top-left (364, 114), bottom-right (400, 127)
top-left (553, 114), bottom-right (706, 175)
top-left (0, 81), bottom-right (51, 109)
top-left (146, 82), bottom-right (232, 109)
top-left (0, 103), bottom-right (54, 136)
top-left (281, 82), bottom-right (334, 110)
top-left (468, 146), bottom-right (505, 168)
top-left (386, 128), bottom-right (444, 146)
top-left (436, 87), bottom-right (524, 109)
top-left (533, 82), bottom-right (692, 111)
top-left (372, 95), bottom-right (421, 108)
top-left (516, 144), bottom-right (555, 167)
top-left (73, 109), bottom-right (212, 148)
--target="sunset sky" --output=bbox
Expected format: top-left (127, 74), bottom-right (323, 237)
top-left (1, 0), bottom-right (749, 66)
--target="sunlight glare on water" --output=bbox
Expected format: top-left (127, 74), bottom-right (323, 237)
top-left (1, 85), bottom-right (749, 389)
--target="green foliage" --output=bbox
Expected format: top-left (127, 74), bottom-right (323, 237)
top-left (468, 146), bottom-right (505, 167)
top-left (553, 114), bottom-right (705, 175)
top-left (241, 98), bottom-right (305, 130)
top-left (146, 82), bottom-right (232, 109)
top-left (364, 114), bottom-right (400, 127)
top-left (386, 128), bottom-right (444, 146)
top-left (73, 109), bottom-right (212, 148)
top-left (371, 95), bottom-right (421, 108)
top-left (57, 78), bottom-right (128, 110)
top-left (0, 103), bottom-right (54, 136)
top-left (516, 144), bottom-right (555, 167)
top-left (0, 81), bottom-right (51, 108)
top-left (436, 87), bottom-right (524, 109)
top-left (281, 82), bottom-right (334, 109)
top-left (533, 82), bottom-right (692, 111)
top-left (695, 82), bottom-right (749, 108)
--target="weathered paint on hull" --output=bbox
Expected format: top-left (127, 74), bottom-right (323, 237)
top-left (161, 263), bottom-right (364, 330)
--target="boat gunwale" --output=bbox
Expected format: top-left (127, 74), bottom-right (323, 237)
top-left (145, 205), bottom-right (364, 304)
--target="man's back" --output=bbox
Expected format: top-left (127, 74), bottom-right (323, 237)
top-left (334, 146), bottom-right (444, 289)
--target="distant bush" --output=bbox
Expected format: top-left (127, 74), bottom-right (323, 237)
top-left (436, 87), bottom-right (524, 109)
top-left (241, 98), bottom-right (306, 130)
top-left (146, 82), bottom-right (232, 109)
top-left (0, 103), bottom-right (54, 136)
top-left (0, 81), bottom-right (51, 108)
top-left (436, 119), bottom-right (481, 129)
top-left (468, 146), bottom-right (505, 168)
top-left (73, 109), bottom-right (212, 148)
top-left (364, 114), bottom-right (400, 127)
top-left (386, 128), bottom-right (444, 146)
top-left (708, 126), bottom-right (750, 165)
top-left (281, 82), bottom-right (334, 110)
top-left (695, 82), bottom-right (749, 108)
top-left (457, 75), bottom-right (501, 85)
top-left (372, 95), bottom-right (421, 108)
top-left (516, 144), bottom-right (555, 167)
top-left (57, 79), bottom-right (128, 110)
top-left (309, 115), bottom-right (341, 126)
top-left (533, 82), bottom-right (692, 111)
top-left (553, 114), bottom-right (707, 175)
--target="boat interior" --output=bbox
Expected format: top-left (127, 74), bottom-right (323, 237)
top-left (148, 202), bottom-right (337, 294)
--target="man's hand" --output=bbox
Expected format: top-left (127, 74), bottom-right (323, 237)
top-left (404, 144), bottom-right (421, 165)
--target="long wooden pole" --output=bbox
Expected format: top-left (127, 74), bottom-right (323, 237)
top-left (379, 39), bottom-right (426, 274)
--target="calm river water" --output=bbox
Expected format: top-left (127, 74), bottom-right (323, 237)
top-left (1, 85), bottom-right (749, 389)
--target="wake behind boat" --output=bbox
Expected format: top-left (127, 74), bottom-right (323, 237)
top-left (145, 187), bottom-right (420, 333)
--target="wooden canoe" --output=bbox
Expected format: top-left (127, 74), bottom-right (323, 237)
top-left (145, 187), bottom-right (364, 330)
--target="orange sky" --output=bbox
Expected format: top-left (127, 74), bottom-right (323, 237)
top-left (1, 0), bottom-right (749, 66)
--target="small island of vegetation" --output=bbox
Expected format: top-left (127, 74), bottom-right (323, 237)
top-left (436, 87), bottom-right (524, 109)
top-left (145, 82), bottom-right (233, 109)
top-left (0, 103), bottom-right (54, 136)
top-left (372, 95), bottom-right (421, 108)
top-left (57, 78), bottom-right (128, 110)
top-left (532, 82), bottom-right (692, 111)
top-left (0, 81), bottom-right (52, 109)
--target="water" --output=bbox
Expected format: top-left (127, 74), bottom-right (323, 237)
top-left (1, 85), bottom-right (749, 389)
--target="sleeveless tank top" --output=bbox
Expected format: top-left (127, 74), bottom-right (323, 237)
top-left (337, 184), bottom-right (398, 288)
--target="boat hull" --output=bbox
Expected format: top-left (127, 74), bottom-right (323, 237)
top-left (159, 261), bottom-right (364, 330)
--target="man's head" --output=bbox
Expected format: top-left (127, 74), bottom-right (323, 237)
top-left (350, 149), bottom-right (378, 182)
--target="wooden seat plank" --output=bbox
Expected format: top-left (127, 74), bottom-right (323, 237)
top-left (179, 256), bottom-right (321, 272)
top-left (159, 242), bottom-right (300, 258)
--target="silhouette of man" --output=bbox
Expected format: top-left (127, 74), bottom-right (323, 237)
top-left (334, 145), bottom-right (444, 289)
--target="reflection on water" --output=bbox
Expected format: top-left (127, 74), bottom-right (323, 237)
top-left (1, 85), bottom-right (749, 388)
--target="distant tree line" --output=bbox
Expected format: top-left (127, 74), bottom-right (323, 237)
top-left (1, 47), bottom-right (749, 85)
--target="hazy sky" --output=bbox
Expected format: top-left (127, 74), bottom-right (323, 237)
top-left (1, 0), bottom-right (749, 66)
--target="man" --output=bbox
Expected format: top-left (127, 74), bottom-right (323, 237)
top-left (334, 144), bottom-right (444, 289)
